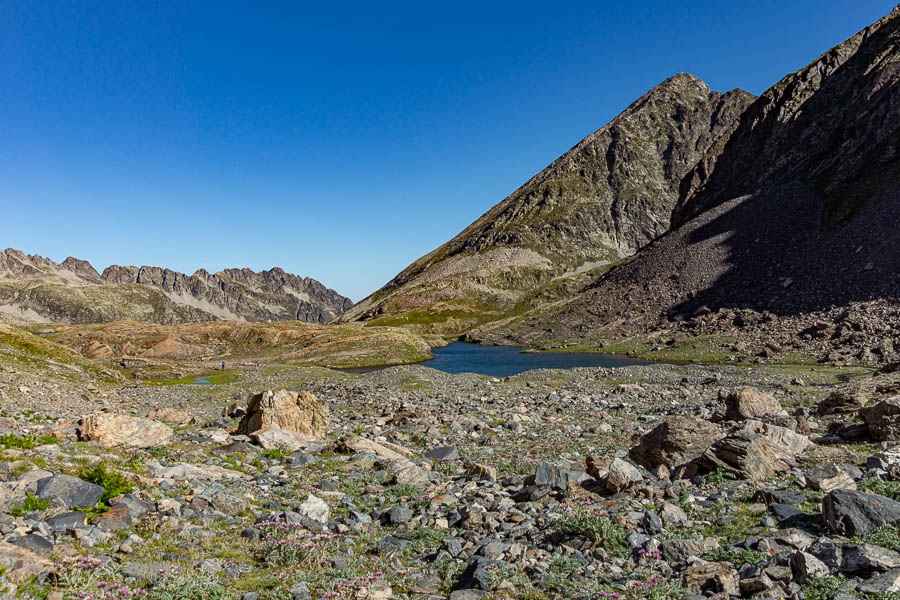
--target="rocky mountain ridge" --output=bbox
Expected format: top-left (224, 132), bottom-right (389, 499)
top-left (0, 248), bottom-right (352, 325)
top-left (337, 74), bottom-right (755, 334)
top-left (471, 5), bottom-right (900, 364)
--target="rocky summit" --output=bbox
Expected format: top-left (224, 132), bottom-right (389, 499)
top-left (468, 6), bottom-right (900, 367)
top-left (0, 248), bottom-right (352, 325)
top-left (337, 74), bottom-right (754, 335)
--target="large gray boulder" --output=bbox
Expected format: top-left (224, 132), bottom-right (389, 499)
top-left (823, 489), bottom-right (900, 536)
top-left (722, 387), bottom-right (785, 421)
top-left (860, 397), bottom-right (900, 441)
top-left (628, 416), bottom-right (721, 470)
top-left (36, 475), bottom-right (103, 510)
top-left (699, 420), bottom-right (812, 480)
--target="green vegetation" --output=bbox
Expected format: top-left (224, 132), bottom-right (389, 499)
top-left (76, 462), bottom-right (133, 505)
top-left (10, 492), bottom-right (50, 517)
top-left (555, 508), bottom-right (629, 558)
top-left (858, 478), bottom-right (900, 501)
top-left (0, 432), bottom-right (60, 450)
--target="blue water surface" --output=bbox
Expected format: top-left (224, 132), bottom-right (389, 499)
top-left (347, 341), bottom-right (651, 377)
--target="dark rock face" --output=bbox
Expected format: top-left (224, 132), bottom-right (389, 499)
top-left (823, 489), bottom-right (900, 536)
top-left (0, 248), bottom-right (351, 325)
top-left (339, 74), bottom-right (755, 332)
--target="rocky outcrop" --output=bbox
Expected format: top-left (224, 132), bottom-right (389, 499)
top-left (0, 248), bottom-right (351, 325)
top-left (236, 390), bottom-right (328, 440)
top-left (628, 416), bottom-right (722, 470)
top-left (338, 75), bottom-right (755, 334)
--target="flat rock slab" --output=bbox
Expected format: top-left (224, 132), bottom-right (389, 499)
top-left (78, 413), bottom-right (173, 448)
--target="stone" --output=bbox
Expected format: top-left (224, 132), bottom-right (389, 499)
top-left (10, 534), bottom-right (53, 557)
top-left (642, 509), bottom-right (663, 535)
top-left (823, 489), bottom-right (900, 536)
top-left (335, 436), bottom-right (411, 462)
top-left (47, 511), bottom-right (88, 533)
top-left (392, 461), bottom-right (428, 486)
top-left (699, 420), bottom-right (811, 480)
top-left (151, 462), bottom-right (247, 482)
top-left (806, 463), bottom-right (856, 492)
top-left (36, 475), bottom-right (104, 509)
top-left (606, 458), bottom-right (643, 493)
top-left (298, 494), bottom-right (330, 524)
top-left (147, 407), bottom-right (192, 423)
top-left (722, 387), bottom-right (785, 421)
top-left (857, 568), bottom-right (900, 595)
top-left (464, 461), bottom-right (497, 482)
top-left (201, 486), bottom-right (251, 516)
top-left (659, 502), bottom-right (689, 526)
top-left (424, 446), bottom-right (459, 461)
top-left (250, 427), bottom-right (315, 451)
top-left (791, 551), bottom-right (830, 584)
top-left (0, 540), bottom-right (54, 582)
top-left (861, 397), bottom-right (900, 441)
top-left (78, 413), bottom-right (173, 448)
top-left (237, 390), bottom-right (328, 438)
top-left (682, 562), bottom-right (739, 596)
top-left (533, 461), bottom-right (588, 490)
top-left (810, 539), bottom-right (900, 574)
top-left (628, 416), bottom-right (721, 470)
top-left (660, 538), bottom-right (719, 563)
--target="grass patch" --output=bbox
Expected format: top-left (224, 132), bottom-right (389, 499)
top-left (0, 433), bottom-right (60, 450)
top-left (555, 508), bottom-right (629, 558)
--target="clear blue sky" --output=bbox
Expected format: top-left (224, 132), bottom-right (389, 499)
top-left (1, 1), bottom-right (893, 300)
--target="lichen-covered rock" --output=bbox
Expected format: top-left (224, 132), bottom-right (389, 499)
top-left (628, 416), bottom-right (722, 470)
top-left (237, 390), bottom-right (328, 439)
top-left (722, 387), bottom-right (785, 421)
top-left (78, 413), bottom-right (173, 448)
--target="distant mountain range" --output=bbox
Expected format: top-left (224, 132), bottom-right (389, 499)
top-left (341, 5), bottom-right (900, 364)
top-left (0, 248), bottom-right (352, 325)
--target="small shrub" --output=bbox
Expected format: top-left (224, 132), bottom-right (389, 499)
top-left (855, 523), bottom-right (900, 551)
top-left (703, 546), bottom-right (768, 566)
top-left (256, 520), bottom-right (343, 568)
top-left (706, 468), bottom-right (737, 486)
top-left (801, 574), bottom-right (845, 600)
top-left (555, 507), bottom-right (629, 558)
top-left (264, 448), bottom-right (291, 461)
top-left (384, 483), bottom-right (419, 501)
top-left (76, 463), bottom-right (132, 505)
top-left (11, 492), bottom-right (50, 517)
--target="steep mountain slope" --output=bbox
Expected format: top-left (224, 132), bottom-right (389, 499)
top-left (337, 74), bottom-right (755, 334)
top-left (474, 5), bottom-right (900, 363)
top-left (0, 248), bottom-right (352, 325)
